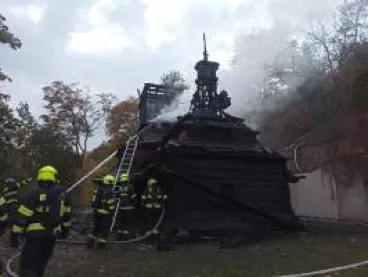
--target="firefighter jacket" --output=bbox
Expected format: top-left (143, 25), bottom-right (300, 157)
top-left (0, 195), bottom-right (7, 233)
top-left (11, 183), bottom-right (71, 238)
top-left (140, 184), bottom-right (168, 209)
top-left (2, 178), bottom-right (33, 209)
top-left (116, 182), bottom-right (137, 210)
top-left (91, 187), bottom-right (117, 216)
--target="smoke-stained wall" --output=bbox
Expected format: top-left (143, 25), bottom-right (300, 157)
top-left (290, 166), bottom-right (368, 222)
top-left (290, 168), bottom-right (338, 219)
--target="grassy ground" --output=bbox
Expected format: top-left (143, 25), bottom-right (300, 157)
top-left (44, 234), bottom-right (368, 277)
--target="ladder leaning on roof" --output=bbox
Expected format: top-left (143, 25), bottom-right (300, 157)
top-left (110, 135), bottom-right (139, 232)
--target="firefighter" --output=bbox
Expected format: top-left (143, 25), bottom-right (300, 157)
top-left (87, 174), bottom-right (117, 249)
top-left (140, 177), bottom-right (167, 238)
top-left (3, 177), bottom-right (33, 245)
top-left (10, 165), bottom-right (71, 277)
top-left (0, 194), bottom-right (6, 277)
top-left (0, 194), bottom-right (7, 235)
top-left (2, 177), bottom-right (33, 223)
top-left (114, 173), bottom-right (137, 240)
top-left (2, 178), bottom-right (20, 222)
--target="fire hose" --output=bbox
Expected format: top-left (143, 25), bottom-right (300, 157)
top-left (66, 150), bottom-right (118, 194)
top-left (7, 215), bottom-right (368, 277)
top-left (5, 147), bottom-right (164, 276)
top-left (60, 206), bottom-right (165, 245)
top-left (274, 260), bottom-right (368, 277)
top-left (6, 206), bottom-right (166, 277)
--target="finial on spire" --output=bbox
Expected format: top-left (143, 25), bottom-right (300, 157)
top-left (203, 33), bottom-right (208, 61)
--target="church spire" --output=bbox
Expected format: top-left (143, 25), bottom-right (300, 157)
top-left (203, 33), bottom-right (208, 61)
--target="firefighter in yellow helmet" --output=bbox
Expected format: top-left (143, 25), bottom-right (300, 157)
top-left (87, 174), bottom-right (117, 249)
top-left (140, 177), bottom-right (167, 241)
top-left (114, 173), bottom-right (137, 240)
top-left (10, 165), bottom-right (71, 277)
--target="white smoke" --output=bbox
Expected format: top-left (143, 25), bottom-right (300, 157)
top-left (220, 0), bottom-right (339, 122)
top-left (153, 0), bottom-right (339, 124)
top-left (151, 90), bottom-right (193, 122)
top-left (220, 22), bottom-right (293, 117)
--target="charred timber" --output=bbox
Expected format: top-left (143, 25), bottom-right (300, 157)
top-left (118, 34), bottom-right (302, 235)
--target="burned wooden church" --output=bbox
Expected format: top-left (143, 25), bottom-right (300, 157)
top-left (118, 35), bottom-right (301, 236)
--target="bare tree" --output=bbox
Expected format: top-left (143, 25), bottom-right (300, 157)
top-left (305, 0), bottom-right (368, 72)
top-left (305, 21), bottom-right (335, 72)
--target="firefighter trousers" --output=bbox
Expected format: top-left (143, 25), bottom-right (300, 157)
top-left (115, 208), bottom-right (136, 236)
top-left (0, 246), bottom-right (4, 277)
top-left (7, 203), bottom-right (20, 247)
top-left (19, 237), bottom-right (56, 277)
top-left (5, 203), bottom-right (18, 225)
top-left (143, 208), bottom-right (163, 246)
top-left (144, 208), bottom-right (162, 234)
top-left (91, 213), bottom-right (112, 244)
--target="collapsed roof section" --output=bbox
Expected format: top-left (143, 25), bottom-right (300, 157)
top-left (138, 83), bottom-right (181, 127)
top-left (138, 114), bottom-right (281, 157)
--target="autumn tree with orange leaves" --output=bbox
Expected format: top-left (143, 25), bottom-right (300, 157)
top-left (106, 96), bottom-right (139, 148)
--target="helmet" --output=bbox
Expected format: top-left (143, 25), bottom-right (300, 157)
top-left (147, 177), bottom-right (157, 186)
top-left (37, 165), bottom-right (58, 183)
top-left (4, 178), bottom-right (16, 184)
top-left (103, 174), bottom-right (115, 186)
top-left (120, 173), bottom-right (129, 183)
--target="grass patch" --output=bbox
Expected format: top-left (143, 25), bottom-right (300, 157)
top-left (45, 234), bottom-right (368, 277)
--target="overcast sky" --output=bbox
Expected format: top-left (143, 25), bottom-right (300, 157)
top-left (0, 0), bottom-right (338, 147)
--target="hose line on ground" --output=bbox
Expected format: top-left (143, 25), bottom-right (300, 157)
top-left (6, 207), bottom-right (165, 277)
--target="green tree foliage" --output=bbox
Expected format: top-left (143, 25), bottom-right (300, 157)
top-left (0, 95), bottom-right (18, 178)
top-left (160, 70), bottom-right (189, 95)
top-left (15, 102), bottom-right (37, 147)
top-left (41, 81), bottom-right (115, 167)
top-left (0, 14), bottom-right (22, 82)
top-left (0, 100), bottom-right (80, 183)
top-left (0, 79), bottom-right (116, 206)
top-left (26, 126), bottom-right (79, 183)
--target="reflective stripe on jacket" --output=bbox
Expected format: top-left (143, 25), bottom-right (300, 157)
top-left (140, 182), bottom-right (168, 209)
top-left (92, 187), bottom-right (116, 216)
top-left (0, 196), bottom-right (7, 226)
top-left (116, 182), bottom-right (137, 209)
top-left (11, 183), bottom-right (72, 238)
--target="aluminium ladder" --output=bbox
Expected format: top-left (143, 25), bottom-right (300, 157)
top-left (113, 135), bottom-right (139, 188)
top-left (110, 135), bottom-right (139, 232)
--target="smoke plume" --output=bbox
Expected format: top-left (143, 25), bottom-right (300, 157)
top-left (153, 90), bottom-right (192, 122)
top-left (220, 0), bottom-right (339, 123)
top-left (154, 0), bottom-right (339, 124)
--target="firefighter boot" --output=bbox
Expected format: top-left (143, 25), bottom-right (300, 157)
top-left (116, 230), bottom-right (130, 241)
top-left (96, 239), bottom-right (107, 250)
top-left (86, 237), bottom-right (95, 249)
